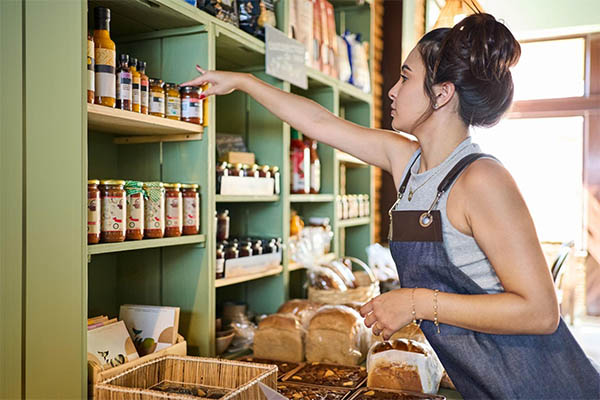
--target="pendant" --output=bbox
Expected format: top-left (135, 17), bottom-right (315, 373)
top-left (408, 189), bottom-right (414, 201)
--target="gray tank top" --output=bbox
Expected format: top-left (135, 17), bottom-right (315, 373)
top-left (394, 136), bottom-right (505, 294)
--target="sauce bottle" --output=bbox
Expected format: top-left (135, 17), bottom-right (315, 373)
top-left (149, 79), bottom-right (165, 117)
top-left (137, 60), bottom-right (149, 114)
top-left (87, 33), bottom-right (95, 104)
top-left (305, 138), bottom-right (321, 194)
top-left (93, 7), bottom-right (116, 107)
top-left (116, 54), bottom-right (132, 111)
top-left (290, 129), bottom-right (310, 194)
top-left (129, 57), bottom-right (141, 113)
top-left (216, 244), bottom-right (225, 279)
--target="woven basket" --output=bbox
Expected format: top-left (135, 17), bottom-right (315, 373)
top-left (95, 355), bottom-right (277, 400)
top-left (308, 257), bottom-right (380, 305)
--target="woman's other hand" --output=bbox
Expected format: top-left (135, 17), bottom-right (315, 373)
top-left (360, 289), bottom-right (415, 340)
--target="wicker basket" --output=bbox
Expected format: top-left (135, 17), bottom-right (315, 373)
top-left (308, 257), bottom-right (380, 305)
top-left (95, 355), bottom-right (277, 400)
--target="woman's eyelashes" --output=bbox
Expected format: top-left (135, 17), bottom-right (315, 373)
top-left (400, 74), bottom-right (408, 83)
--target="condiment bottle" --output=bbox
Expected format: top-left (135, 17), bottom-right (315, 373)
top-left (87, 33), bottom-right (95, 104)
top-left (216, 244), bottom-right (225, 279)
top-left (217, 210), bottom-right (230, 241)
top-left (129, 57), bottom-right (141, 113)
top-left (305, 138), bottom-right (321, 194)
top-left (239, 242), bottom-right (253, 258)
top-left (225, 243), bottom-right (239, 260)
top-left (124, 181), bottom-right (144, 240)
top-left (165, 83), bottom-right (181, 120)
top-left (93, 7), bottom-right (116, 107)
top-left (137, 60), bottom-right (149, 114)
top-left (216, 161), bottom-right (229, 194)
top-left (252, 240), bottom-right (263, 255)
top-left (181, 184), bottom-right (200, 235)
top-left (180, 86), bottom-right (201, 124)
top-left (270, 166), bottom-right (280, 195)
top-left (259, 165), bottom-right (271, 179)
top-left (149, 78), bottom-right (165, 117)
top-left (143, 182), bottom-right (165, 238)
top-left (164, 183), bottom-right (183, 237)
top-left (248, 164), bottom-right (260, 178)
top-left (290, 129), bottom-right (310, 194)
top-left (336, 195), bottom-right (343, 220)
top-left (229, 163), bottom-right (244, 177)
top-left (263, 239), bottom-right (277, 254)
top-left (87, 179), bottom-right (100, 244)
top-left (116, 54), bottom-right (132, 111)
top-left (99, 180), bottom-right (126, 243)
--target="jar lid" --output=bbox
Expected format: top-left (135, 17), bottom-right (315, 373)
top-left (165, 82), bottom-right (179, 89)
top-left (260, 165), bottom-right (270, 170)
top-left (100, 179), bottom-right (125, 185)
top-left (270, 166), bottom-right (279, 172)
top-left (164, 183), bottom-right (182, 189)
top-left (124, 180), bottom-right (143, 188)
top-left (88, 179), bottom-right (100, 185)
top-left (149, 78), bottom-right (163, 86)
top-left (143, 181), bottom-right (164, 188)
top-left (180, 85), bottom-right (200, 94)
top-left (181, 183), bottom-right (199, 189)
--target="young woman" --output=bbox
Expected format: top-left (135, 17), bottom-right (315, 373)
top-left (183, 13), bottom-right (600, 398)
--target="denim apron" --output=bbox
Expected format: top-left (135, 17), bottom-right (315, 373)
top-left (389, 153), bottom-right (600, 399)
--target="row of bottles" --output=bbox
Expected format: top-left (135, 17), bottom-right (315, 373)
top-left (290, 129), bottom-right (321, 195)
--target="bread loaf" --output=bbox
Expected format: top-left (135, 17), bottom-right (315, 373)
top-left (305, 305), bottom-right (366, 365)
top-left (253, 313), bottom-right (305, 363)
top-left (366, 338), bottom-right (443, 394)
top-left (277, 299), bottom-right (322, 329)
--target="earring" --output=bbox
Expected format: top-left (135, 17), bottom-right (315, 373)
top-left (433, 103), bottom-right (439, 110)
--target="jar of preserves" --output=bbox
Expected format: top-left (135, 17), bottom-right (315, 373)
top-left (270, 166), bottom-right (280, 195)
top-left (217, 210), bottom-right (230, 241)
top-left (149, 79), bottom-right (165, 117)
top-left (239, 242), bottom-right (253, 258)
top-left (164, 183), bottom-right (183, 237)
top-left (88, 179), bottom-right (101, 244)
top-left (258, 165), bottom-right (271, 179)
top-left (180, 86), bottom-right (202, 124)
top-left (229, 163), bottom-right (244, 177)
top-left (216, 162), bottom-right (229, 194)
top-left (165, 83), bottom-right (181, 120)
top-left (181, 183), bottom-right (200, 235)
top-left (99, 180), bottom-right (126, 243)
top-left (124, 180), bottom-right (144, 240)
top-left (225, 243), bottom-right (239, 260)
top-left (216, 244), bottom-right (225, 279)
top-left (143, 182), bottom-right (165, 238)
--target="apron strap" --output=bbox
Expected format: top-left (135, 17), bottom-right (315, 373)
top-left (399, 154), bottom-right (421, 198)
top-left (437, 153), bottom-right (499, 194)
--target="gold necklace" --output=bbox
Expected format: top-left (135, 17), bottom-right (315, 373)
top-left (407, 151), bottom-right (463, 201)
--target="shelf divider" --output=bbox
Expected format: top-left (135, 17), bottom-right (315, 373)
top-left (337, 217), bottom-right (371, 228)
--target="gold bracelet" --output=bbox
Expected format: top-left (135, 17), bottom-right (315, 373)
top-left (411, 288), bottom-right (422, 327)
top-left (433, 289), bottom-right (440, 334)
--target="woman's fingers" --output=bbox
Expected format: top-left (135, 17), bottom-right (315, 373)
top-left (372, 321), bottom-right (384, 336)
top-left (195, 64), bottom-right (206, 74)
top-left (363, 311), bottom-right (377, 328)
top-left (180, 76), bottom-right (207, 87)
top-left (359, 301), bottom-right (373, 318)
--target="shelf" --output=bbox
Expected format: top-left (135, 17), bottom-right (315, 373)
top-left (336, 151), bottom-right (367, 167)
top-left (288, 252), bottom-right (336, 271)
top-left (306, 68), bottom-right (372, 104)
top-left (337, 217), bottom-right (370, 228)
top-left (216, 195), bottom-right (280, 203)
top-left (339, 81), bottom-right (373, 104)
top-left (88, 234), bottom-right (206, 255)
top-left (87, 104), bottom-right (203, 142)
top-left (215, 265), bottom-right (283, 288)
top-left (290, 194), bottom-right (335, 203)
top-left (215, 23), bottom-right (265, 71)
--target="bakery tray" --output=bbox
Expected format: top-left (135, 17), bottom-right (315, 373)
top-left (347, 387), bottom-right (447, 400)
top-left (277, 381), bottom-right (353, 400)
top-left (236, 356), bottom-right (304, 381)
top-left (282, 361), bottom-right (367, 390)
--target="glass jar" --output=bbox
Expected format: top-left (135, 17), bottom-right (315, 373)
top-left (87, 179), bottom-right (101, 244)
top-left (149, 78), bottom-right (165, 117)
top-left (341, 195), bottom-right (349, 220)
top-left (357, 194), bottom-right (364, 217)
top-left (225, 243), bottom-right (239, 260)
top-left (239, 242), bottom-right (253, 258)
top-left (165, 83), bottom-right (181, 120)
top-left (364, 194), bottom-right (370, 216)
top-left (124, 180), bottom-right (144, 240)
top-left (180, 85), bottom-right (202, 124)
top-left (99, 180), bottom-right (126, 243)
top-left (252, 240), bottom-right (263, 255)
top-left (164, 183), bottom-right (183, 237)
top-left (143, 182), bottom-right (165, 238)
top-left (217, 210), bottom-right (230, 241)
top-left (270, 166), bottom-right (280, 195)
top-left (259, 165), bottom-right (271, 178)
top-left (216, 244), bottom-right (225, 279)
top-left (181, 183), bottom-right (200, 235)
top-left (248, 164), bottom-right (260, 178)
top-left (216, 161), bottom-right (229, 194)
top-left (336, 195), bottom-right (343, 220)
top-left (229, 163), bottom-right (244, 177)
top-left (348, 195), bottom-right (358, 219)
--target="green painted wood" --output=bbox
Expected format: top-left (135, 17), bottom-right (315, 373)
top-left (24, 0), bottom-right (86, 397)
top-left (88, 255), bottom-right (119, 318)
top-left (88, 235), bottom-right (206, 255)
top-left (0, 0), bottom-right (23, 397)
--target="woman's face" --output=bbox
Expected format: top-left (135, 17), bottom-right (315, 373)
top-left (388, 47), bottom-right (432, 134)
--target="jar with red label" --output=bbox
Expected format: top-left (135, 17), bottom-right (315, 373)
top-left (181, 183), bottom-right (200, 235)
top-left (124, 181), bottom-right (144, 240)
top-left (164, 183), bottom-right (183, 237)
top-left (217, 210), bottom-right (230, 241)
top-left (88, 179), bottom-right (101, 244)
top-left (180, 86), bottom-right (202, 124)
top-left (143, 182), bottom-right (165, 238)
top-left (100, 180), bottom-right (126, 243)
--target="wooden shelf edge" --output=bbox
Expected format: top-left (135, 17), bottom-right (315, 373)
top-left (289, 194), bottom-right (336, 203)
top-left (215, 195), bottom-right (280, 203)
top-left (215, 265), bottom-right (283, 288)
top-left (88, 235), bottom-right (206, 255)
top-left (337, 217), bottom-right (371, 228)
top-left (113, 133), bottom-right (203, 144)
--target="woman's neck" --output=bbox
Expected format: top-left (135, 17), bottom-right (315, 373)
top-left (413, 115), bottom-right (469, 174)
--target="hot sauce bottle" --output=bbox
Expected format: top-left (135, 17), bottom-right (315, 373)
top-left (116, 54), bottom-right (132, 111)
top-left (93, 7), bottom-right (116, 107)
top-left (129, 57), bottom-right (141, 113)
top-left (137, 60), bottom-right (149, 114)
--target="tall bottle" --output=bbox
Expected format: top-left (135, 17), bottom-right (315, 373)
top-left (93, 7), bottom-right (116, 107)
top-left (137, 60), bottom-right (149, 114)
top-left (116, 54), bottom-right (132, 111)
top-left (129, 57), bottom-right (141, 113)
top-left (87, 32), bottom-right (95, 104)
top-left (290, 129), bottom-right (310, 194)
top-left (305, 138), bottom-right (321, 194)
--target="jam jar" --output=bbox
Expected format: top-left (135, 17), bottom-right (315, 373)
top-left (99, 180), bottom-right (126, 243)
top-left (143, 182), bottom-right (165, 238)
top-left (87, 179), bottom-right (101, 244)
top-left (165, 83), bottom-right (181, 120)
top-left (149, 79), bottom-right (165, 117)
top-left (164, 183), bottom-right (183, 237)
top-left (180, 86), bottom-right (202, 124)
top-left (216, 161), bottom-right (229, 194)
top-left (181, 183), bottom-right (200, 235)
top-left (225, 243), bottom-right (239, 260)
top-left (217, 210), bottom-right (230, 241)
top-left (270, 166), bottom-right (280, 194)
top-left (124, 180), bottom-right (144, 240)
top-left (216, 244), bottom-right (225, 279)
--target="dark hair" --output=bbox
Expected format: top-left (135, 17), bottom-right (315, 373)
top-left (416, 13), bottom-right (521, 128)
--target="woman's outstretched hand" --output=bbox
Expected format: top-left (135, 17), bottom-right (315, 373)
top-left (360, 289), bottom-right (416, 340)
top-left (180, 66), bottom-right (247, 98)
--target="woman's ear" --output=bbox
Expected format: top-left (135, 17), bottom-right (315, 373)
top-left (432, 81), bottom-right (456, 109)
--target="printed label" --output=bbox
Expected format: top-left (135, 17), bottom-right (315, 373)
top-left (141, 81), bottom-right (149, 108)
top-left (183, 196), bottom-right (199, 228)
top-left (87, 40), bottom-right (95, 93)
top-left (150, 93), bottom-right (165, 114)
top-left (167, 97), bottom-right (181, 117)
top-left (117, 71), bottom-right (132, 101)
top-left (144, 198), bottom-right (164, 231)
top-left (216, 258), bottom-right (225, 274)
top-left (291, 150), bottom-right (310, 192)
top-left (132, 82), bottom-right (141, 108)
top-left (181, 98), bottom-right (200, 119)
top-left (166, 196), bottom-right (182, 228)
top-left (95, 48), bottom-right (116, 99)
top-left (127, 195), bottom-right (144, 231)
top-left (101, 195), bottom-right (126, 233)
top-left (88, 195), bottom-right (100, 234)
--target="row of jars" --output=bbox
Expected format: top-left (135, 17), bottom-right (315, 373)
top-left (216, 237), bottom-right (283, 279)
top-left (148, 79), bottom-right (207, 125)
top-left (336, 194), bottom-right (370, 220)
top-left (216, 162), bottom-right (281, 195)
top-left (88, 180), bottom-right (201, 244)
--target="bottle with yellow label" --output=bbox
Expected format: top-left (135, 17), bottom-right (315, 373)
top-left (87, 32), bottom-right (95, 104)
top-left (149, 78), bottom-right (165, 118)
top-left (137, 60), bottom-right (149, 115)
top-left (129, 57), bottom-right (141, 113)
top-left (202, 83), bottom-right (209, 127)
top-left (93, 7), bottom-right (116, 107)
